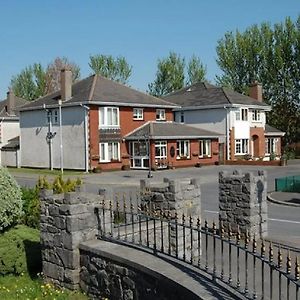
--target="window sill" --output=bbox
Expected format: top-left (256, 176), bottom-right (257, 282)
top-left (156, 119), bottom-right (166, 121)
top-left (199, 155), bottom-right (211, 159)
top-left (133, 118), bottom-right (144, 121)
top-left (176, 156), bottom-right (190, 160)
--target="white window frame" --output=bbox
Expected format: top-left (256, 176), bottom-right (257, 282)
top-left (156, 109), bottom-right (166, 121)
top-left (265, 138), bottom-right (278, 155)
top-left (133, 108), bottom-right (143, 120)
top-left (176, 140), bottom-right (190, 159)
top-left (235, 139), bottom-right (249, 155)
top-left (199, 139), bottom-right (211, 157)
top-left (155, 141), bottom-right (167, 160)
top-left (46, 109), bottom-right (58, 125)
top-left (252, 110), bottom-right (261, 122)
top-left (99, 107), bottom-right (119, 128)
top-left (99, 142), bottom-right (120, 162)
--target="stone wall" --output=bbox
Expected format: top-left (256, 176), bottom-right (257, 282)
top-left (40, 187), bottom-right (104, 289)
top-left (140, 177), bottom-right (201, 217)
top-left (219, 170), bottom-right (268, 238)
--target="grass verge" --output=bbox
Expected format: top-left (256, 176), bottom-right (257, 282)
top-left (0, 274), bottom-right (88, 300)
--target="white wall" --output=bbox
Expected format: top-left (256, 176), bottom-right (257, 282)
top-left (20, 106), bottom-right (86, 169)
top-left (1, 150), bottom-right (19, 167)
top-left (175, 108), bottom-right (227, 135)
top-left (0, 120), bottom-right (20, 147)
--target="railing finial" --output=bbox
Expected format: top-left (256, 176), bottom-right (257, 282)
top-left (295, 256), bottom-right (300, 280)
top-left (286, 250), bottom-right (291, 274)
top-left (277, 246), bottom-right (282, 269)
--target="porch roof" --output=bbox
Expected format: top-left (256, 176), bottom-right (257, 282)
top-left (1, 136), bottom-right (20, 150)
top-left (264, 124), bottom-right (285, 136)
top-left (124, 121), bottom-right (220, 140)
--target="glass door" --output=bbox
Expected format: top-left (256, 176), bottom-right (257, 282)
top-left (129, 141), bottom-right (149, 169)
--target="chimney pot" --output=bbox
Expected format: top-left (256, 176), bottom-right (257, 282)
top-left (249, 82), bottom-right (263, 102)
top-left (7, 89), bottom-right (15, 115)
top-left (61, 69), bottom-right (72, 101)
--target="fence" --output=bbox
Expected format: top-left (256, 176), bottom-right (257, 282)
top-left (95, 199), bottom-right (300, 300)
top-left (275, 176), bottom-right (300, 193)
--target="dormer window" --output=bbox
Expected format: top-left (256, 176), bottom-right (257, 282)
top-left (156, 109), bottom-right (166, 121)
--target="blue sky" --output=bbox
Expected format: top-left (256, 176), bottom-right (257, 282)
top-left (0, 0), bottom-right (299, 99)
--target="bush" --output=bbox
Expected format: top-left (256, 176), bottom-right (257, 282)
top-left (0, 167), bottom-right (23, 231)
top-left (21, 176), bottom-right (82, 229)
top-left (0, 225), bottom-right (41, 275)
top-left (21, 187), bottom-right (40, 229)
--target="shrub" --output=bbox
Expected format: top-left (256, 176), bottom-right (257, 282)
top-left (0, 225), bottom-right (41, 275)
top-left (21, 176), bottom-right (82, 229)
top-left (0, 167), bottom-right (23, 232)
top-left (21, 187), bottom-right (40, 229)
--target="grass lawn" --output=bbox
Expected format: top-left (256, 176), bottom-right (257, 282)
top-left (7, 167), bottom-right (86, 176)
top-left (0, 274), bottom-right (89, 300)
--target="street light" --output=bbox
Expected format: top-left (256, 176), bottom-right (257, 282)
top-left (80, 103), bottom-right (90, 173)
top-left (58, 100), bottom-right (63, 174)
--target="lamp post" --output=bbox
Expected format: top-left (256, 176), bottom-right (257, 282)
top-left (58, 100), bottom-right (63, 174)
top-left (80, 104), bottom-right (90, 173)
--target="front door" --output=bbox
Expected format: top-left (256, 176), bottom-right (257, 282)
top-left (129, 141), bottom-right (149, 169)
top-left (252, 135), bottom-right (259, 157)
top-left (218, 143), bottom-right (225, 164)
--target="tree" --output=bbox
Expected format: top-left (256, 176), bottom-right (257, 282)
top-left (89, 54), bottom-right (132, 84)
top-left (216, 16), bottom-right (300, 145)
top-left (187, 55), bottom-right (207, 86)
top-left (10, 63), bottom-right (48, 100)
top-left (46, 57), bottom-right (81, 93)
top-left (148, 52), bottom-right (207, 97)
top-left (0, 167), bottom-right (23, 232)
top-left (10, 57), bottom-right (81, 101)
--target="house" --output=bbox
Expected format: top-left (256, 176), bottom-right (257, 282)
top-left (19, 69), bottom-right (220, 171)
top-left (0, 91), bottom-right (27, 167)
top-left (164, 82), bottom-right (285, 162)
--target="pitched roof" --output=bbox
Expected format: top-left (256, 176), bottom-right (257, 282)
top-left (265, 124), bottom-right (285, 136)
top-left (20, 75), bottom-right (179, 111)
top-left (163, 82), bottom-right (270, 108)
top-left (0, 96), bottom-right (28, 118)
top-left (1, 136), bottom-right (20, 150)
top-left (125, 121), bottom-right (220, 140)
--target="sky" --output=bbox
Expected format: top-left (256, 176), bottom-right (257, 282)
top-left (0, 0), bottom-right (299, 99)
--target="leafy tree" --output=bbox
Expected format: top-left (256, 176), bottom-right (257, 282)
top-left (10, 57), bottom-right (81, 101)
top-left (148, 52), bottom-right (207, 97)
top-left (10, 63), bottom-right (48, 101)
top-left (187, 55), bottom-right (207, 86)
top-left (216, 16), bottom-right (300, 144)
top-left (0, 167), bottom-right (23, 231)
top-left (89, 54), bottom-right (132, 84)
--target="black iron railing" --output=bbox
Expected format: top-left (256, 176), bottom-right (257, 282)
top-left (95, 199), bottom-right (300, 300)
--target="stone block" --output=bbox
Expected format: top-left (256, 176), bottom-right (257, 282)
top-left (54, 216), bottom-right (66, 230)
top-left (168, 180), bottom-right (181, 194)
top-left (140, 179), bottom-right (150, 190)
top-left (64, 192), bottom-right (81, 205)
top-left (56, 248), bottom-right (80, 269)
top-left (59, 204), bottom-right (88, 216)
top-left (64, 268), bottom-right (80, 284)
top-left (43, 261), bottom-right (64, 281)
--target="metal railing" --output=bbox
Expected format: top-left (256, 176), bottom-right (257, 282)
top-left (95, 199), bottom-right (300, 300)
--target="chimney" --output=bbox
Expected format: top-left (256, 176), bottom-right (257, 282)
top-left (60, 68), bottom-right (72, 101)
top-left (7, 89), bottom-right (15, 115)
top-left (249, 81), bottom-right (263, 102)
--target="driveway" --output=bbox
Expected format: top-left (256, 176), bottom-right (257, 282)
top-left (12, 160), bottom-right (300, 248)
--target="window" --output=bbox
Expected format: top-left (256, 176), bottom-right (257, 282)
top-left (236, 108), bottom-right (248, 121)
top-left (199, 140), bottom-right (211, 157)
top-left (252, 110), bottom-right (261, 122)
top-left (133, 108), bottom-right (143, 120)
top-left (180, 111), bottom-right (185, 123)
top-left (176, 140), bottom-right (190, 158)
top-left (156, 109), bottom-right (166, 121)
top-left (46, 109), bottom-right (58, 125)
top-left (265, 138), bottom-right (278, 154)
top-left (155, 141), bottom-right (167, 159)
top-left (99, 107), bottom-right (119, 127)
top-left (235, 139), bottom-right (249, 155)
top-left (99, 142), bottom-right (120, 162)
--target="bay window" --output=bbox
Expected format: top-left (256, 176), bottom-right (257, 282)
top-left (199, 140), bottom-right (211, 157)
top-left (176, 140), bottom-right (190, 158)
top-left (265, 138), bottom-right (278, 155)
top-left (99, 142), bottom-right (120, 162)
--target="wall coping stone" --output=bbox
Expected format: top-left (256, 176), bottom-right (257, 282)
top-left (79, 240), bottom-right (236, 300)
